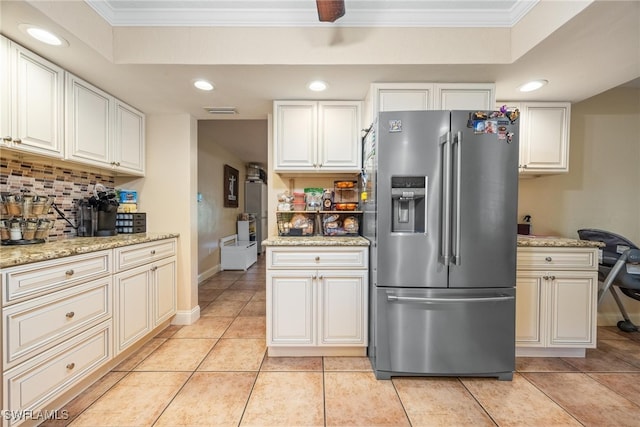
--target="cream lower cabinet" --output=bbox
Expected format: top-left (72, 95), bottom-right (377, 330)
top-left (1, 251), bottom-right (113, 427)
top-left (113, 240), bottom-right (177, 354)
top-left (516, 247), bottom-right (598, 357)
top-left (266, 246), bottom-right (368, 356)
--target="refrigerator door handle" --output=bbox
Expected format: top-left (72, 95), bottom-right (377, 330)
top-left (452, 131), bottom-right (462, 265)
top-left (387, 295), bottom-right (514, 303)
top-left (441, 132), bottom-right (452, 265)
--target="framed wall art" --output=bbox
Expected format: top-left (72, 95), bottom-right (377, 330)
top-left (223, 164), bottom-right (239, 208)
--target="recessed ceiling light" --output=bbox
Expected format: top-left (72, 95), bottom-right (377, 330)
top-left (194, 80), bottom-right (214, 91)
top-left (518, 79), bottom-right (548, 92)
top-left (19, 24), bottom-right (68, 47)
top-left (308, 80), bottom-right (328, 92)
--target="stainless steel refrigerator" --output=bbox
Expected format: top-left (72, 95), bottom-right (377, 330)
top-left (244, 181), bottom-right (267, 254)
top-left (363, 110), bottom-right (519, 380)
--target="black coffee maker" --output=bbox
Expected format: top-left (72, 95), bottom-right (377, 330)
top-left (77, 189), bottom-right (119, 237)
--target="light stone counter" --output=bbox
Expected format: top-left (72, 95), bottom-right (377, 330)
top-left (262, 236), bottom-right (370, 247)
top-left (0, 233), bottom-right (179, 268)
top-left (517, 235), bottom-right (605, 248)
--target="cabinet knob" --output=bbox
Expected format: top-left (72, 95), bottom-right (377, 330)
top-left (3, 136), bottom-right (11, 142)
top-left (66, 362), bottom-right (75, 370)
top-left (65, 269), bottom-right (75, 276)
top-left (550, 275), bottom-right (556, 281)
top-left (151, 266), bottom-right (158, 272)
top-left (543, 275), bottom-right (549, 280)
top-left (151, 250), bottom-right (156, 255)
top-left (318, 275), bottom-right (323, 280)
top-left (65, 311), bottom-right (75, 318)
top-left (13, 138), bottom-right (21, 144)
top-left (315, 256), bottom-right (320, 262)
top-left (312, 275), bottom-right (317, 280)
top-left (115, 161), bottom-right (121, 166)
top-left (545, 257), bottom-right (552, 262)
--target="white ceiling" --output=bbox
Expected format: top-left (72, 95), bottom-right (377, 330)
top-left (1, 0), bottom-right (638, 166)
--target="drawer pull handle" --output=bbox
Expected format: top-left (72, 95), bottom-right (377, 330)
top-left (65, 311), bottom-right (75, 318)
top-left (151, 250), bottom-right (156, 255)
top-left (315, 256), bottom-right (320, 262)
top-left (545, 257), bottom-right (552, 262)
top-left (65, 269), bottom-right (75, 276)
top-left (66, 363), bottom-right (75, 370)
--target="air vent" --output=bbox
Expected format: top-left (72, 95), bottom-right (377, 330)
top-left (204, 107), bottom-right (237, 115)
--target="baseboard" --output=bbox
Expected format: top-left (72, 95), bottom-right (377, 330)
top-left (172, 305), bottom-right (200, 325)
top-left (598, 310), bottom-right (640, 327)
top-left (198, 264), bottom-right (220, 284)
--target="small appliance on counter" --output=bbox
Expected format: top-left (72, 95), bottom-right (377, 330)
top-left (77, 185), bottom-right (119, 237)
top-left (1, 193), bottom-right (54, 245)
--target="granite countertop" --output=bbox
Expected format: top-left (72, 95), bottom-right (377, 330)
top-left (262, 236), bottom-right (370, 247)
top-left (517, 235), bottom-right (605, 248)
top-left (0, 233), bottom-right (179, 268)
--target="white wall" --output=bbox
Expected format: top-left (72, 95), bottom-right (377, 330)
top-left (116, 113), bottom-right (199, 325)
top-left (518, 87), bottom-right (640, 325)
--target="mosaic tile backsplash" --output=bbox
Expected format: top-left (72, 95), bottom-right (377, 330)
top-left (1, 157), bottom-right (115, 240)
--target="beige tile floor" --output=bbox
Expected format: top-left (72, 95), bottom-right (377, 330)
top-left (42, 255), bottom-right (640, 426)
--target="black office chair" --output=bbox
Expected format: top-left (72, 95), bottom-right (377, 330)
top-left (577, 229), bottom-right (640, 332)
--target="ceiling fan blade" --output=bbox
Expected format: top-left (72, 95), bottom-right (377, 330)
top-left (316, 0), bottom-right (345, 22)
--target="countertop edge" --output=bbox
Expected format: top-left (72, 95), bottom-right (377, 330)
top-left (0, 233), bottom-right (180, 268)
top-left (262, 236), bottom-right (370, 247)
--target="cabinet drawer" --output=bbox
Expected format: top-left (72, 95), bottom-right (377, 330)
top-left (3, 321), bottom-right (112, 426)
top-left (3, 278), bottom-right (112, 369)
top-left (114, 239), bottom-right (176, 272)
top-left (268, 247), bottom-right (367, 269)
top-left (517, 247), bottom-right (597, 271)
top-left (3, 250), bottom-right (112, 305)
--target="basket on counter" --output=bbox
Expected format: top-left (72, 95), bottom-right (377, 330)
top-left (276, 211), bottom-right (316, 236)
top-left (1, 194), bottom-right (54, 245)
top-left (320, 211), bottom-right (361, 236)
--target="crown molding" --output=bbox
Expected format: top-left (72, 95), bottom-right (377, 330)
top-left (85, 0), bottom-right (539, 28)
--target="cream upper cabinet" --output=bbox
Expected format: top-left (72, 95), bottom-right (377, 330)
top-left (366, 82), bottom-right (495, 126)
top-left (434, 83), bottom-right (495, 110)
top-left (65, 73), bottom-right (112, 166)
top-left (273, 100), bottom-right (362, 173)
top-left (114, 100), bottom-right (145, 175)
top-left (1, 36), bottom-right (64, 157)
top-left (66, 73), bottom-right (146, 176)
top-left (498, 101), bottom-right (571, 175)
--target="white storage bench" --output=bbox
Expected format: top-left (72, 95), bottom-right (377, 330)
top-left (220, 234), bottom-right (258, 271)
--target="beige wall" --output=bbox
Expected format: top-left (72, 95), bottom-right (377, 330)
top-left (197, 126), bottom-right (247, 281)
top-left (518, 87), bottom-right (640, 325)
top-left (116, 113), bottom-right (199, 324)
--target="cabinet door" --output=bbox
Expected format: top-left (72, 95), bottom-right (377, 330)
top-left (267, 271), bottom-right (315, 345)
top-left (1, 36), bottom-right (11, 148)
top-left (114, 265), bottom-right (152, 354)
top-left (12, 43), bottom-right (64, 157)
top-left (65, 73), bottom-right (112, 167)
top-left (318, 270), bottom-right (367, 346)
top-left (114, 100), bottom-right (145, 175)
top-left (515, 272), bottom-right (545, 347)
top-left (273, 101), bottom-right (317, 170)
top-left (317, 101), bottom-right (362, 171)
top-left (435, 83), bottom-right (495, 110)
top-left (520, 102), bottom-right (571, 173)
top-left (153, 257), bottom-right (177, 326)
top-left (548, 272), bottom-right (597, 347)
top-left (379, 89), bottom-right (432, 112)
